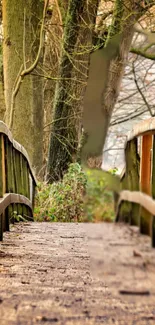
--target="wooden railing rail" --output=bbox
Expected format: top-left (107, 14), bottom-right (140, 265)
top-left (115, 117), bottom-right (155, 247)
top-left (0, 121), bottom-right (37, 240)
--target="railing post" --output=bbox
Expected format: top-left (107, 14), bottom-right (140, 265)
top-left (140, 133), bottom-right (152, 235)
top-left (0, 134), bottom-right (6, 239)
top-left (151, 135), bottom-right (155, 247)
top-left (5, 138), bottom-right (15, 227)
top-left (13, 150), bottom-right (23, 217)
top-left (116, 173), bottom-right (130, 223)
top-left (117, 140), bottom-right (139, 224)
top-left (22, 156), bottom-right (32, 220)
top-left (126, 138), bottom-right (140, 226)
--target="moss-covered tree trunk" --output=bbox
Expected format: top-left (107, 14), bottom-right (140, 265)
top-left (46, 0), bottom-right (98, 183)
top-left (0, 74), bottom-right (5, 120)
top-left (72, 0), bottom-right (99, 161)
top-left (82, 1), bottom-right (148, 162)
top-left (3, 0), bottom-right (44, 174)
top-left (98, 0), bottom-right (139, 151)
top-left (0, 4), bottom-right (5, 120)
top-left (43, 4), bottom-right (63, 171)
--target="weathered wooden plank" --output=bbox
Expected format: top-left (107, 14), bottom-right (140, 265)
top-left (0, 121), bottom-right (36, 185)
top-left (5, 138), bottom-right (15, 228)
top-left (0, 193), bottom-right (32, 215)
top-left (115, 173), bottom-right (131, 223)
top-left (22, 157), bottom-right (31, 220)
top-left (118, 190), bottom-right (155, 215)
top-left (117, 140), bottom-right (139, 224)
top-left (127, 118), bottom-right (155, 143)
top-left (140, 134), bottom-right (152, 235)
top-left (151, 135), bottom-right (155, 247)
top-left (22, 158), bottom-right (28, 197)
top-left (0, 214), bottom-right (3, 240)
top-left (13, 150), bottom-right (23, 216)
top-left (4, 206), bottom-right (10, 231)
top-left (27, 168), bottom-right (30, 201)
top-left (2, 135), bottom-right (6, 232)
top-left (5, 138), bottom-right (13, 193)
top-left (13, 139), bottom-right (37, 185)
top-left (0, 135), bottom-right (3, 197)
top-left (13, 149), bottom-right (21, 217)
top-left (126, 139), bottom-right (140, 226)
top-left (2, 135), bottom-right (6, 196)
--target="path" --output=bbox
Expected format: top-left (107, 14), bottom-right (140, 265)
top-left (0, 222), bottom-right (155, 324)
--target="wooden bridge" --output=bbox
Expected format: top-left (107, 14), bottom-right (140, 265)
top-left (0, 118), bottom-right (155, 245)
top-left (0, 119), bottom-right (155, 324)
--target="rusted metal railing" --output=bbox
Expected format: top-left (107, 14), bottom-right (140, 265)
top-left (0, 121), bottom-right (37, 240)
top-left (116, 117), bottom-right (155, 247)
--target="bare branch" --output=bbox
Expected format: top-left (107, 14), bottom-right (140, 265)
top-left (132, 60), bottom-right (154, 117)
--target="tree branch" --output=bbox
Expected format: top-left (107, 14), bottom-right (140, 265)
top-left (132, 60), bottom-right (154, 117)
top-left (130, 47), bottom-right (155, 60)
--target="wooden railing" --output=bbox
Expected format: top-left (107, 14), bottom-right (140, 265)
top-left (115, 117), bottom-right (155, 247)
top-left (0, 121), bottom-right (37, 241)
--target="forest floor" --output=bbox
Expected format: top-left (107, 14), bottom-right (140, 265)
top-left (0, 222), bottom-right (155, 325)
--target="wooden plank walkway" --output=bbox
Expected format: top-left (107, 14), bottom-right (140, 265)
top-left (0, 222), bottom-right (155, 324)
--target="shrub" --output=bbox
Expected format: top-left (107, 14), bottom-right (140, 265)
top-left (34, 163), bottom-right (87, 222)
top-left (83, 168), bottom-right (115, 222)
top-left (34, 163), bottom-right (115, 222)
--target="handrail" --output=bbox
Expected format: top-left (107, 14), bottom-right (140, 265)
top-left (117, 191), bottom-right (155, 216)
top-left (0, 120), bottom-right (37, 241)
top-left (127, 117), bottom-right (155, 142)
top-left (0, 121), bottom-right (37, 184)
top-left (115, 117), bottom-right (155, 247)
top-left (0, 193), bottom-right (32, 215)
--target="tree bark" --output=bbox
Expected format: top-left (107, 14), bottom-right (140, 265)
top-left (43, 4), bottom-right (62, 171)
top-left (46, 0), bottom-right (99, 183)
top-left (3, 0), bottom-right (44, 174)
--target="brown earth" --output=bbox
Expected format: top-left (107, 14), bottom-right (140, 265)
top-left (0, 222), bottom-right (155, 324)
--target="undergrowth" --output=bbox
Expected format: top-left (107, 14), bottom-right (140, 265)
top-left (34, 163), bottom-right (115, 222)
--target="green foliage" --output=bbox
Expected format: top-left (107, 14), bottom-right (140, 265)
top-left (34, 163), bottom-right (115, 223)
top-left (11, 210), bottom-right (27, 222)
top-left (108, 167), bottom-right (118, 175)
top-left (34, 163), bottom-right (87, 222)
top-left (83, 169), bottom-right (115, 222)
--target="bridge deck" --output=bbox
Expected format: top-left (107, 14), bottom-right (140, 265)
top-left (0, 222), bottom-right (155, 325)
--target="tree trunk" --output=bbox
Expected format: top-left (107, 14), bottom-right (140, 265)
top-left (46, 0), bottom-right (98, 183)
top-left (0, 25), bottom-right (5, 120)
top-left (100, 0), bottom-right (136, 147)
top-left (82, 0), bottom-right (144, 160)
top-left (3, 0), bottom-right (44, 174)
top-left (43, 4), bottom-right (62, 173)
